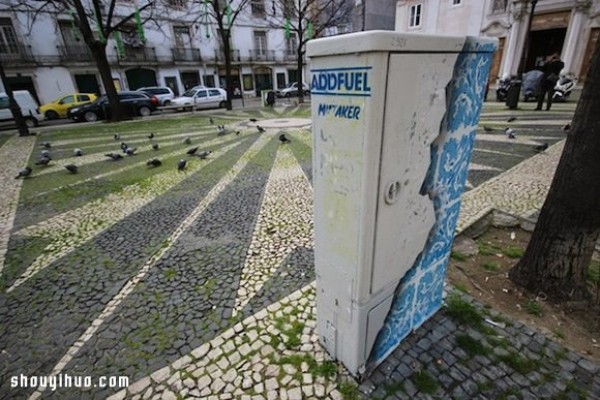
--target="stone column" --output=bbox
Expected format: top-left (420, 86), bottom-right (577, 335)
top-left (562, 0), bottom-right (592, 75)
top-left (501, 0), bottom-right (529, 76)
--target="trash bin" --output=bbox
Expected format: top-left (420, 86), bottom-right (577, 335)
top-left (506, 78), bottom-right (522, 109)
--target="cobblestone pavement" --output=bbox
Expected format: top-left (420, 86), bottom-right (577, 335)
top-left (0, 102), bottom-right (598, 399)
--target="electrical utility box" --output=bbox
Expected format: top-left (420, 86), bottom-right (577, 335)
top-left (308, 31), bottom-right (496, 375)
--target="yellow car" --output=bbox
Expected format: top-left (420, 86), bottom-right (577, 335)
top-left (40, 93), bottom-right (97, 119)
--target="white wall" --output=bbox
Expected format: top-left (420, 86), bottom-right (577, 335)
top-left (34, 68), bottom-right (76, 104)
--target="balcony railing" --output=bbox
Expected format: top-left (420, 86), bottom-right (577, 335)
top-left (283, 49), bottom-right (296, 61)
top-left (118, 46), bottom-right (158, 64)
top-left (58, 44), bottom-right (93, 62)
top-left (215, 49), bottom-right (240, 62)
top-left (0, 44), bottom-right (35, 65)
top-left (249, 49), bottom-right (275, 62)
top-left (172, 47), bottom-right (202, 62)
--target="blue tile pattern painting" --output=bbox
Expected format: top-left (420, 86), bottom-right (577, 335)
top-left (370, 38), bottom-right (497, 367)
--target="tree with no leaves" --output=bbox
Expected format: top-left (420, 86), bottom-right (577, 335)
top-left (192, 0), bottom-right (251, 110)
top-left (1, 0), bottom-right (158, 122)
top-left (509, 38), bottom-right (600, 303)
top-left (270, 0), bottom-right (353, 104)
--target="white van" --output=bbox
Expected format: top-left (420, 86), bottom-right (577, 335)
top-left (0, 90), bottom-right (43, 128)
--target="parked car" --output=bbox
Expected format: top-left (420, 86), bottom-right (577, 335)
top-left (0, 90), bottom-right (43, 128)
top-left (68, 91), bottom-right (159, 122)
top-left (277, 82), bottom-right (310, 98)
top-left (137, 86), bottom-right (175, 106)
top-left (39, 93), bottom-right (97, 119)
top-left (171, 87), bottom-right (227, 110)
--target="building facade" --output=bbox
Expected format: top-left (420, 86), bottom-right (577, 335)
top-left (395, 0), bottom-right (600, 83)
top-left (352, 0), bottom-right (397, 31)
top-left (0, 0), bottom-right (308, 105)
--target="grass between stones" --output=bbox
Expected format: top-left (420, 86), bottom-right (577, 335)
top-left (411, 370), bottom-right (439, 394)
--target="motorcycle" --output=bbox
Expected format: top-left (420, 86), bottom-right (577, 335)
top-left (495, 75), bottom-right (512, 102)
top-left (522, 70), bottom-right (544, 102)
top-left (552, 75), bottom-right (575, 102)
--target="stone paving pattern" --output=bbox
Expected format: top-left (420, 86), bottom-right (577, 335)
top-left (0, 102), bottom-right (598, 399)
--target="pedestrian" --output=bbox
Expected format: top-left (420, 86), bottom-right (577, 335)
top-left (266, 90), bottom-right (275, 107)
top-left (536, 53), bottom-right (564, 111)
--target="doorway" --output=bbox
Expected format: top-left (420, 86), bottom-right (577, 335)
top-left (125, 68), bottom-right (157, 90)
top-left (180, 71), bottom-right (200, 90)
top-left (526, 28), bottom-right (566, 71)
top-left (5, 75), bottom-right (39, 103)
top-left (164, 76), bottom-right (179, 97)
top-left (75, 74), bottom-right (100, 95)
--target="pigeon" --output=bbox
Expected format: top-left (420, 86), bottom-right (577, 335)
top-left (120, 142), bottom-right (128, 152)
top-left (35, 157), bottom-right (51, 166)
top-left (177, 159), bottom-right (187, 171)
top-left (147, 158), bottom-right (162, 167)
top-left (125, 147), bottom-right (137, 156)
top-left (152, 143), bottom-right (159, 150)
top-left (15, 166), bottom-right (32, 179)
top-left (183, 137), bottom-right (192, 145)
top-left (535, 142), bottom-right (549, 152)
top-left (73, 148), bottom-right (83, 156)
top-left (41, 142), bottom-right (51, 149)
top-left (148, 132), bottom-right (154, 139)
top-left (236, 131), bottom-right (241, 136)
top-left (197, 150), bottom-right (212, 159)
top-left (563, 123), bottom-right (571, 131)
top-left (114, 133), bottom-right (120, 141)
top-left (105, 152), bottom-right (123, 161)
top-left (483, 126), bottom-right (494, 132)
top-left (41, 149), bottom-right (51, 159)
top-left (505, 127), bottom-right (516, 139)
top-left (279, 134), bottom-right (291, 143)
top-left (257, 125), bottom-right (265, 133)
top-left (187, 147), bottom-right (199, 155)
top-left (64, 164), bottom-right (78, 174)
top-left (209, 117), bottom-right (214, 125)
top-left (507, 117), bottom-right (517, 122)
top-left (217, 125), bottom-right (225, 132)
top-left (249, 118), bottom-right (258, 122)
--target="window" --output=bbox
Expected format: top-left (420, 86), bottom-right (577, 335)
top-left (243, 74), bottom-right (254, 90)
top-left (451, 0), bottom-right (461, 5)
top-left (61, 95), bottom-right (75, 104)
top-left (0, 18), bottom-right (19, 54)
top-left (491, 0), bottom-right (507, 12)
top-left (209, 89), bottom-right (221, 96)
top-left (196, 90), bottom-right (208, 98)
top-left (251, 0), bottom-right (265, 16)
top-left (79, 95), bottom-right (91, 101)
top-left (203, 75), bottom-right (215, 87)
top-left (282, 0), bottom-right (294, 18)
top-left (409, 4), bottom-right (422, 28)
top-left (173, 26), bottom-right (191, 48)
top-left (167, 0), bottom-right (186, 7)
top-left (286, 34), bottom-right (297, 54)
top-left (253, 31), bottom-right (267, 55)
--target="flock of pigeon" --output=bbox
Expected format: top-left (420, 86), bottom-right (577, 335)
top-left (15, 117), bottom-right (292, 180)
top-left (481, 115), bottom-right (571, 154)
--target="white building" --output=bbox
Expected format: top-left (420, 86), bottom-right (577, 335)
top-left (0, 0), bottom-right (306, 105)
top-left (395, 0), bottom-right (600, 83)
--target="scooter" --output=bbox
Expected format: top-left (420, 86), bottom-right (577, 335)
top-left (496, 75), bottom-right (511, 102)
top-left (552, 75), bottom-right (575, 102)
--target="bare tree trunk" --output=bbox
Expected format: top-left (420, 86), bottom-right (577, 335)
top-left (0, 61), bottom-right (29, 136)
top-left (297, 46), bottom-right (305, 104)
top-left (509, 39), bottom-right (600, 303)
top-left (223, 34), bottom-right (233, 111)
top-left (90, 43), bottom-right (121, 122)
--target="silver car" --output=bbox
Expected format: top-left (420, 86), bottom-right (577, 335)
top-left (138, 86), bottom-right (175, 106)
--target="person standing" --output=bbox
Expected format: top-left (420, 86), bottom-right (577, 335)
top-left (536, 53), bottom-right (565, 111)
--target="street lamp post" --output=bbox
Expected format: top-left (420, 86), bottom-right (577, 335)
top-left (508, 0), bottom-right (538, 109)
